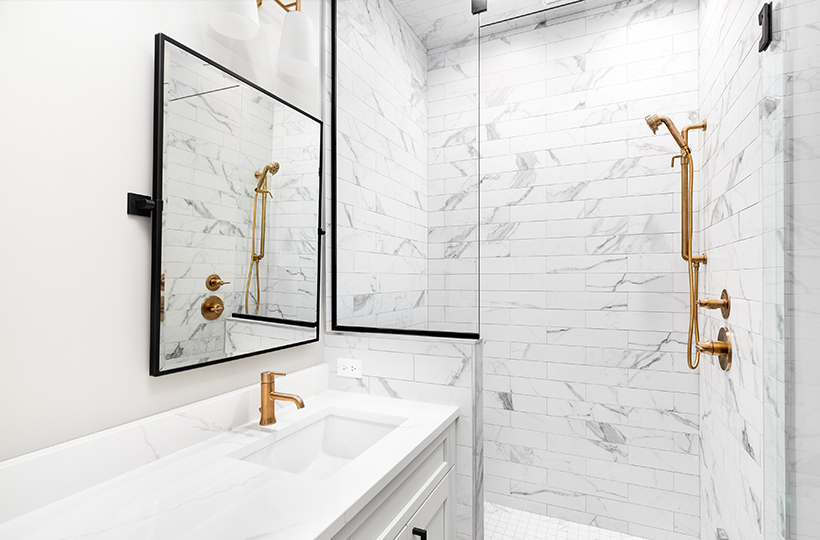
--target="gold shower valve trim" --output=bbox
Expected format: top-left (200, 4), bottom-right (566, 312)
top-left (206, 274), bottom-right (230, 291)
top-left (698, 327), bottom-right (732, 372)
top-left (201, 296), bottom-right (225, 321)
top-left (698, 289), bottom-right (731, 319)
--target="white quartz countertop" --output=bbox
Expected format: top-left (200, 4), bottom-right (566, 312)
top-left (0, 391), bottom-right (458, 540)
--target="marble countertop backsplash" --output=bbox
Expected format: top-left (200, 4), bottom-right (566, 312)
top-left (0, 366), bottom-right (458, 540)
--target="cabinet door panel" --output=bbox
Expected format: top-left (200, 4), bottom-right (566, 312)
top-left (407, 470), bottom-right (453, 540)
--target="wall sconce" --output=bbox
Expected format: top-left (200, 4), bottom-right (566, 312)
top-left (208, 0), bottom-right (260, 41)
top-left (208, 0), bottom-right (318, 79)
top-left (268, 0), bottom-right (318, 78)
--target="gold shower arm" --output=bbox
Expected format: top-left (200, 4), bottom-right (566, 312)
top-left (682, 121), bottom-right (707, 146)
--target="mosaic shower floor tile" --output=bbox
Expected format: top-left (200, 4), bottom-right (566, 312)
top-left (484, 502), bottom-right (650, 540)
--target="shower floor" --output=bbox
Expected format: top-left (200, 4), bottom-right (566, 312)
top-left (484, 502), bottom-right (649, 540)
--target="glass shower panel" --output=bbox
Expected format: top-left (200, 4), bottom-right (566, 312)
top-left (783, 0), bottom-right (820, 538)
top-left (761, 3), bottom-right (787, 537)
top-left (758, 1), bottom-right (820, 538)
top-left (333, 0), bottom-right (480, 337)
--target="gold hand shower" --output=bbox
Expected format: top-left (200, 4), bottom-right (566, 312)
top-left (245, 162), bottom-right (279, 315)
top-left (645, 114), bottom-right (717, 370)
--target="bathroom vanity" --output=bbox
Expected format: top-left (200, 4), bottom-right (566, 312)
top-left (0, 375), bottom-right (458, 540)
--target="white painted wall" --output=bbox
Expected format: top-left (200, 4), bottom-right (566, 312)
top-left (0, 0), bottom-right (324, 461)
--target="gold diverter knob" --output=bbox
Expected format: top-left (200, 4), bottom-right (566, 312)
top-left (201, 296), bottom-right (225, 320)
top-left (697, 327), bottom-right (732, 372)
top-left (698, 289), bottom-right (731, 319)
top-left (206, 274), bottom-right (231, 291)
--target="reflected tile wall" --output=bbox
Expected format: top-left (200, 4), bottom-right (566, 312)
top-left (477, 1), bottom-right (701, 538)
top-left (162, 51), bottom-right (320, 371)
top-left (255, 108), bottom-right (321, 323)
top-left (162, 55), bottom-right (267, 370)
top-left (225, 319), bottom-right (316, 356)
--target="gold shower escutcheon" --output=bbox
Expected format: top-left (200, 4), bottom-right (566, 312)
top-left (206, 274), bottom-right (230, 291)
top-left (698, 289), bottom-right (731, 319)
top-left (201, 296), bottom-right (225, 321)
top-left (698, 327), bottom-right (732, 372)
top-left (245, 162), bottom-right (279, 316)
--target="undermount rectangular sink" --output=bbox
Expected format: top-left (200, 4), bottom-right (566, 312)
top-left (235, 408), bottom-right (406, 480)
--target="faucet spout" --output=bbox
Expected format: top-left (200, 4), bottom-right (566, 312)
top-left (269, 391), bottom-right (305, 409)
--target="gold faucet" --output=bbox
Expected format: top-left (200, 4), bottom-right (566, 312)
top-left (259, 371), bottom-right (305, 426)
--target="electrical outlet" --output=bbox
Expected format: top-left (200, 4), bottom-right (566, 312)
top-left (337, 358), bottom-right (362, 379)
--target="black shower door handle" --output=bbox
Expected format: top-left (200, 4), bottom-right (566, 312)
top-left (412, 527), bottom-right (427, 540)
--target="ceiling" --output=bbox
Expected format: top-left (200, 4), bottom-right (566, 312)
top-left (388, 0), bottom-right (582, 51)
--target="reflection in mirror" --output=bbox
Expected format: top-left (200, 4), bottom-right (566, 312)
top-left (152, 35), bottom-right (322, 375)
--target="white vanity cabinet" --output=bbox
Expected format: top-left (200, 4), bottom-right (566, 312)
top-left (332, 420), bottom-right (457, 540)
top-left (397, 467), bottom-right (452, 540)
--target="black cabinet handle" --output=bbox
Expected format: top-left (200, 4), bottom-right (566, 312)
top-left (412, 527), bottom-right (427, 540)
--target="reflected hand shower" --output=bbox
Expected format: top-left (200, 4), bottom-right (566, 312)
top-left (245, 162), bottom-right (279, 316)
top-left (645, 114), bottom-right (708, 370)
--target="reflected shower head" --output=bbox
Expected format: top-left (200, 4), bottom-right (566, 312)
top-left (645, 113), bottom-right (686, 149)
top-left (645, 114), bottom-right (662, 134)
top-left (254, 161), bottom-right (280, 190)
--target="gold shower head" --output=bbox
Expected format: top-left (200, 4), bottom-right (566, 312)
top-left (645, 113), bottom-right (686, 149)
top-left (254, 161), bottom-right (280, 190)
top-left (645, 114), bottom-right (662, 134)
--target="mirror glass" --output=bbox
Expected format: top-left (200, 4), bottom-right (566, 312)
top-left (152, 35), bottom-right (322, 375)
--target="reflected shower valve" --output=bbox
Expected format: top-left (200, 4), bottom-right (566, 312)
top-left (206, 274), bottom-right (230, 291)
top-left (201, 296), bottom-right (225, 321)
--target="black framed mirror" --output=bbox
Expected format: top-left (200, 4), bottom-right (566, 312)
top-left (148, 34), bottom-right (323, 376)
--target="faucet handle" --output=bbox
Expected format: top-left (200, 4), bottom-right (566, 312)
top-left (261, 371), bottom-right (286, 383)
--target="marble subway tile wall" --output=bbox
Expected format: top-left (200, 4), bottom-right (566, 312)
top-left (477, 1), bottom-right (701, 539)
top-left (696, 0), bottom-right (789, 539)
top-left (328, 4), bottom-right (485, 539)
top-left (427, 37), bottom-right (481, 333)
top-left (323, 334), bottom-right (482, 540)
top-left (336, 0), bottom-right (431, 329)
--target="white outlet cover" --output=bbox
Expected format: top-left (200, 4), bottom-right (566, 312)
top-left (337, 358), bottom-right (362, 379)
